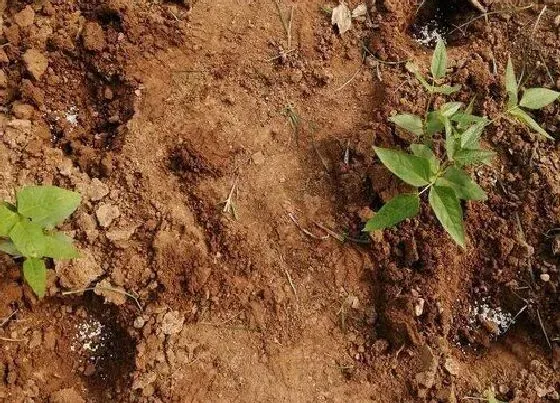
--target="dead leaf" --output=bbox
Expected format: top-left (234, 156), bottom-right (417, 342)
top-left (352, 3), bottom-right (368, 18)
top-left (331, 2), bottom-right (352, 34)
top-left (94, 279), bottom-right (127, 305)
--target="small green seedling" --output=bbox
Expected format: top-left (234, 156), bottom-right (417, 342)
top-left (505, 57), bottom-right (560, 139)
top-left (365, 38), bottom-right (560, 247)
top-left (0, 185), bottom-right (81, 297)
top-left (365, 39), bottom-right (493, 247)
top-left (405, 39), bottom-right (462, 95)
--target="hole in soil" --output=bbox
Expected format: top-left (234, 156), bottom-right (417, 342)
top-left (409, 0), bottom-right (477, 46)
top-left (164, 0), bottom-right (192, 10)
top-left (168, 143), bottom-right (218, 180)
top-left (46, 58), bottom-right (135, 176)
top-left (66, 294), bottom-right (136, 398)
top-left (78, 1), bottom-right (124, 31)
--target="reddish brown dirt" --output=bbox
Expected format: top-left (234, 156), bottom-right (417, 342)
top-left (1, 0), bottom-right (560, 401)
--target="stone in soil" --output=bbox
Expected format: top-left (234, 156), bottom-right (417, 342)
top-left (22, 49), bottom-right (48, 81)
top-left (13, 5), bottom-right (35, 27)
top-left (82, 22), bottom-right (106, 52)
top-left (55, 250), bottom-right (103, 289)
top-left (161, 311), bottom-right (185, 335)
top-left (96, 203), bottom-right (120, 228)
top-left (50, 388), bottom-right (85, 403)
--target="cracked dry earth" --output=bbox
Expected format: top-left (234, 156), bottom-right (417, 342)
top-left (1, 0), bottom-right (560, 402)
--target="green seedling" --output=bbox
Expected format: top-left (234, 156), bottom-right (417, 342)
top-left (505, 57), bottom-right (560, 139)
top-left (365, 39), bottom-right (493, 247)
top-left (365, 39), bottom-right (559, 247)
top-left (405, 39), bottom-right (462, 95)
top-left (0, 185), bottom-right (81, 297)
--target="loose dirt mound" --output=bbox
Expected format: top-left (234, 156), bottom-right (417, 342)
top-left (1, 0), bottom-right (560, 401)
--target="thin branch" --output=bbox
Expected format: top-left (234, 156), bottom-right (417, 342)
top-left (62, 286), bottom-right (142, 310)
top-left (0, 310), bottom-right (17, 327)
top-left (288, 212), bottom-right (329, 240)
top-left (536, 308), bottom-right (551, 349)
top-left (0, 336), bottom-right (25, 342)
top-left (335, 64), bottom-right (363, 92)
top-left (279, 255), bottom-right (298, 306)
top-left (362, 45), bottom-right (409, 65)
top-left (449, 4), bottom-right (534, 35)
top-left (532, 5), bottom-right (547, 35)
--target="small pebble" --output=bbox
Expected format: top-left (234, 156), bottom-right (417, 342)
top-left (540, 273), bottom-right (550, 282)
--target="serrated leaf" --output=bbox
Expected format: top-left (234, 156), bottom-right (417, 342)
top-left (389, 114), bottom-right (424, 136)
top-left (440, 102), bottom-right (463, 117)
top-left (0, 202), bottom-right (20, 237)
top-left (9, 219), bottom-right (46, 258)
top-left (410, 144), bottom-right (440, 173)
top-left (428, 186), bottom-right (465, 247)
top-left (519, 88), bottom-right (560, 110)
top-left (23, 257), bottom-right (46, 298)
top-left (43, 231), bottom-right (80, 260)
top-left (454, 149), bottom-right (495, 166)
top-left (374, 147), bottom-right (433, 186)
top-left (461, 120), bottom-right (489, 148)
top-left (508, 106), bottom-right (553, 139)
top-left (16, 185), bottom-right (81, 229)
top-left (431, 39), bottom-right (447, 80)
top-left (437, 166), bottom-right (487, 201)
top-left (364, 194), bottom-right (420, 231)
top-left (0, 240), bottom-right (22, 257)
top-left (426, 111), bottom-right (444, 137)
top-left (506, 57), bottom-right (518, 108)
top-left (444, 118), bottom-right (457, 160)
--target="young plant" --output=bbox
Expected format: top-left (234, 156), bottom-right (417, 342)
top-left (365, 39), bottom-right (494, 247)
top-left (505, 57), bottom-right (560, 139)
top-left (404, 39), bottom-right (461, 96)
top-left (0, 185), bottom-right (81, 297)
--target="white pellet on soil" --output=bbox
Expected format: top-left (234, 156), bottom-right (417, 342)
top-left (65, 106), bottom-right (79, 126)
top-left (469, 298), bottom-right (515, 335)
top-left (71, 318), bottom-right (107, 356)
top-left (414, 24), bottom-right (445, 46)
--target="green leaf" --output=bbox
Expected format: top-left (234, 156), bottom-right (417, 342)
top-left (508, 106), bottom-right (553, 139)
top-left (0, 240), bottom-right (22, 257)
top-left (431, 39), bottom-right (447, 80)
top-left (410, 144), bottom-right (440, 173)
top-left (426, 111), bottom-right (445, 137)
top-left (440, 102), bottom-right (463, 117)
top-left (9, 219), bottom-right (47, 258)
top-left (0, 202), bottom-right (20, 237)
top-left (374, 147), bottom-right (433, 186)
top-left (432, 84), bottom-right (462, 95)
top-left (519, 88), bottom-right (560, 110)
top-left (451, 112), bottom-right (486, 130)
top-left (437, 166), bottom-right (487, 201)
top-left (444, 118), bottom-right (457, 160)
top-left (505, 57), bottom-right (518, 108)
top-left (465, 96), bottom-right (476, 115)
top-left (461, 120), bottom-right (489, 148)
top-left (405, 61), bottom-right (460, 94)
top-left (43, 232), bottom-right (80, 260)
top-left (364, 194), bottom-right (420, 231)
top-left (454, 149), bottom-right (495, 166)
top-left (16, 186), bottom-right (81, 229)
top-left (389, 114), bottom-right (424, 136)
top-left (428, 186), bottom-right (465, 247)
top-left (23, 257), bottom-right (46, 298)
